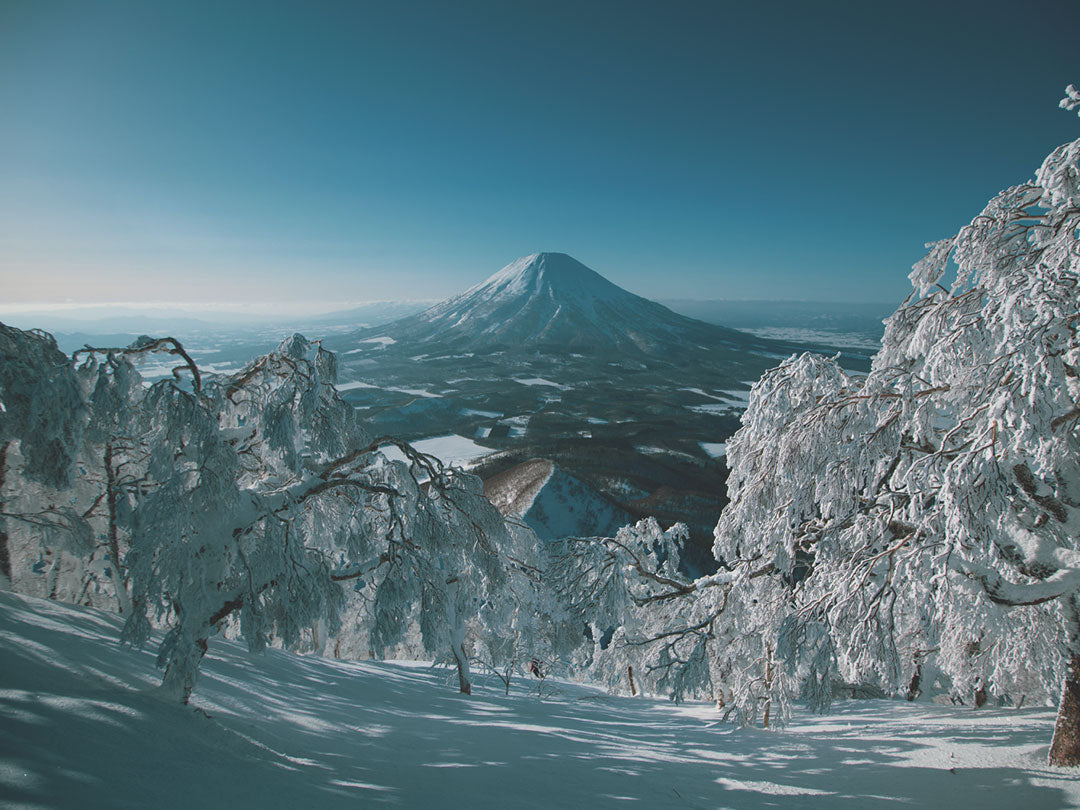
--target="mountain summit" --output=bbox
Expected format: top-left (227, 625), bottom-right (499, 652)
top-left (477, 252), bottom-right (629, 307)
top-left (346, 252), bottom-right (767, 358)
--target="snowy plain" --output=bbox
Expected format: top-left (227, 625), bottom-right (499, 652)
top-left (1, 591), bottom-right (1077, 809)
top-left (336, 380), bottom-right (440, 398)
top-left (379, 433), bottom-right (493, 468)
top-left (699, 442), bottom-right (728, 459)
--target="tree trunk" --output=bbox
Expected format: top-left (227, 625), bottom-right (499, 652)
top-left (1048, 652), bottom-right (1080, 766)
top-left (160, 630), bottom-right (210, 706)
top-left (906, 661), bottom-right (922, 701)
top-left (104, 442), bottom-right (131, 615)
top-left (627, 665), bottom-right (637, 696)
top-left (452, 640), bottom-right (472, 695)
top-left (0, 443), bottom-right (10, 584)
top-left (444, 576), bottom-right (471, 694)
top-left (311, 618), bottom-right (328, 656)
top-left (762, 644), bottom-right (774, 729)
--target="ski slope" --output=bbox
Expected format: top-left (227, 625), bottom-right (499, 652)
top-left (0, 591), bottom-right (1076, 809)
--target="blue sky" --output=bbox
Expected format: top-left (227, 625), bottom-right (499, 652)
top-left (1, 0), bottom-right (1077, 311)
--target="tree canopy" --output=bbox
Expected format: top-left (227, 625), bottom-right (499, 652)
top-left (710, 86), bottom-right (1080, 764)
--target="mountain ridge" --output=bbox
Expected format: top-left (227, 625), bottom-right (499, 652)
top-left (482, 457), bottom-right (635, 541)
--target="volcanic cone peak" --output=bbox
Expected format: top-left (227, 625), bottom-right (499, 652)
top-left (346, 252), bottom-right (764, 357)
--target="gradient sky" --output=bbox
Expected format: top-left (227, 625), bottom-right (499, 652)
top-left (2, 0), bottom-right (1078, 312)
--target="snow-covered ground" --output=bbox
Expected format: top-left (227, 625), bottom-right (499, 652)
top-left (1, 591), bottom-right (1077, 809)
top-left (687, 403), bottom-right (742, 415)
top-left (135, 358), bottom-right (245, 380)
top-left (700, 441), bottom-right (727, 458)
top-left (336, 380), bottom-right (440, 398)
top-left (513, 377), bottom-right (569, 390)
top-left (743, 326), bottom-right (883, 351)
top-left (685, 387), bottom-right (754, 416)
top-left (380, 434), bottom-right (493, 468)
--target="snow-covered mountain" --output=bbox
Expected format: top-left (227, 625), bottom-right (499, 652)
top-left (483, 458), bottom-right (634, 540)
top-left (344, 252), bottom-right (774, 357)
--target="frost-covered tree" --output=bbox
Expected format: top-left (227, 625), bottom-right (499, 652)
top-left (1, 335), bottom-right (202, 609)
top-left (713, 87), bottom-right (1080, 765)
top-left (357, 446), bottom-right (515, 695)
top-left (70, 343), bottom-right (167, 614)
top-left (470, 518), bottom-right (579, 693)
top-left (1, 327), bottom-right (528, 704)
top-left (114, 335), bottom-right (524, 702)
top-left (0, 326), bottom-right (87, 491)
top-left (0, 325), bottom-right (90, 595)
top-left (547, 518), bottom-right (729, 699)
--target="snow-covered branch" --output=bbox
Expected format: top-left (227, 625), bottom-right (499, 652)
top-left (709, 92), bottom-right (1080, 762)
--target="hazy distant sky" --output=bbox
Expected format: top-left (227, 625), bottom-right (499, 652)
top-left (1, 0), bottom-right (1078, 312)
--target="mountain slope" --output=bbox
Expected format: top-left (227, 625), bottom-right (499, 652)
top-left (0, 590), bottom-right (1070, 809)
top-left (482, 458), bottom-right (634, 540)
top-left (344, 252), bottom-right (775, 358)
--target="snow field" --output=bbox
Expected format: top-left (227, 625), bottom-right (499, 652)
top-left (699, 442), bottom-right (728, 458)
top-left (513, 377), bottom-right (569, 390)
top-left (379, 434), bottom-right (493, 468)
top-left (337, 380), bottom-right (440, 398)
top-left (0, 591), bottom-right (1077, 810)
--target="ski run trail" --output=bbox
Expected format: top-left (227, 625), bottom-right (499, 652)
top-left (0, 591), bottom-right (1077, 809)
